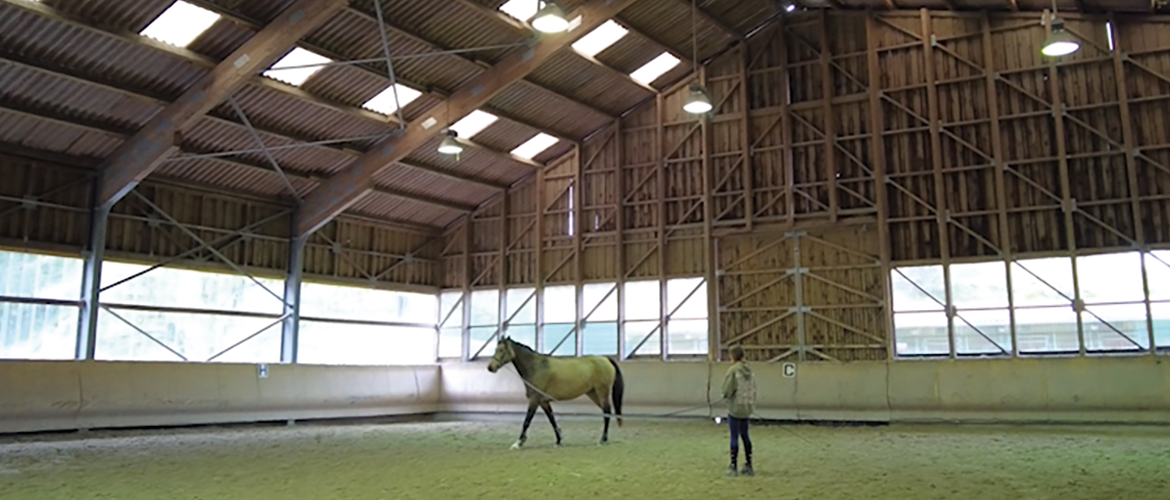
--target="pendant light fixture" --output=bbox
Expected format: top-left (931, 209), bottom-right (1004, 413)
top-left (438, 129), bottom-right (463, 155)
top-left (437, 100), bottom-right (463, 156)
top-left (1041, 1), bottom-right (1079, 57)
top-left (683, 84), bottom-right (713, 114)
top-left (683, 0), bottom-right (712, 115)
top-left (531, 1), bottom-right (569, 33)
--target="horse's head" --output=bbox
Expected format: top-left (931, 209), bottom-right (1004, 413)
top-left (486, 337), bottom-right (515, 373)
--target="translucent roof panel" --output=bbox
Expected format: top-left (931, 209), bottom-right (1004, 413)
top-left (362, 84), bottom-right (423, 115)
top-left (499, 0), bottom-right (538, 22)
top-left (139, 1), bottom-right (221, 48)
top-left (511, 133), bottom-right (559, 160)
top-left (630, 52), bottom-right (681, 85)
top-left (262, 48), bottom-right (331, 87)
top-left (571, 20), bottom-right (628, 57)
top-left (449, 110), bottom-right (499, 139)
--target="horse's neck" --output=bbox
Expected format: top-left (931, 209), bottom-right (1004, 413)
top-left (511, 347), bottom-right (544, 380)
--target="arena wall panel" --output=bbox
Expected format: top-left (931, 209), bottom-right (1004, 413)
top-left (0, 361), bottom-right (440, 434)
top-left (1, 356), bottom-right (1167, 434)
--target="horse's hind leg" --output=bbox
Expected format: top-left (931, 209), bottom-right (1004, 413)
top-left (540, 402), bottom-right (562, 446)
top-left (586, 389), bottom-right (610, 445)
top-left (513, 401), bottom-right (538, 450)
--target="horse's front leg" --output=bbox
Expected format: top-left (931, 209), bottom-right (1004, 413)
top-left (512, 401), bottom-right (538, 450)
top-left (540, 402), bottom-right (562, 446)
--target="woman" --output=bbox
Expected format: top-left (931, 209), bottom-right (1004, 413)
top-left (721, 344), bottom-right (756, 477)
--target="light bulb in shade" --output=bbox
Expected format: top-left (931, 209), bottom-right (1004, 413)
top-left (437, 130), bottom-right (463, 155)
top-left (684, 84), bottom-right (713, 114)
top-left (1041, 18), bottom-right (1079, 57)
top-left (531, 3), bottom-right (569, 33)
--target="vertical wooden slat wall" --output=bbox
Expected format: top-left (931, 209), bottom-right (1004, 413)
top-left (439, 10), bottom-right (1170, 362)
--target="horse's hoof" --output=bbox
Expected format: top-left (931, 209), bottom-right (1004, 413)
top-left (510, 441), bottom-right (523, 450)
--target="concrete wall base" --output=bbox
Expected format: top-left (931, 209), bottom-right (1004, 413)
top-left (2, 355), bottom-right (1167, 435)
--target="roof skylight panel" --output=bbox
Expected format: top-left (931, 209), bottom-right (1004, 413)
top-left (449, 110), bottom-right (499, 139)
top-left (511, 133), bottom-right (559, 160)
top-left (139, 1), bottom-right (221, 48)
top-left (363, 84), bottom-right (422, 115)
top-left (571, 20), bottom-right (628, 57)
top-left (263, 48), bottom-right (332, 87)
top-left (630, 52), bottom-right (681, 85)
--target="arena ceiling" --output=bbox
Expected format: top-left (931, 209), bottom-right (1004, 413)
top-left (0, 0), bottom-right (1161, 235)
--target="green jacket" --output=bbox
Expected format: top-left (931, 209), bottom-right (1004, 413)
top-left (721, 361), bottom-right (756, 419)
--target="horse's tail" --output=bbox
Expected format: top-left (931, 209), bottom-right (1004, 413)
top-left (607, 357), bottom-right (624, 427)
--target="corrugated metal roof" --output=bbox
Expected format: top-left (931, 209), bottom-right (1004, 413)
top-left (346, 193), bottom-right (465, 227)
top-left (528, 51), bottom-right (653, 115)
top-left (0, 0), bottom-right (803, 230)
top-left (373, 166), bottom-right (500, 205)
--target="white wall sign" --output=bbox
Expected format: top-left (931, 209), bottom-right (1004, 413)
top-left (258, 364), bottom-right (269, 379)
top-left (783, 363), bottom-right (796, 378)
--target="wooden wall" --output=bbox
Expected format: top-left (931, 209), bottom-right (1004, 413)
top-left (442, 10), bottom-right (1170, 362)
top-left (0, 152), bottom-right (440, 291)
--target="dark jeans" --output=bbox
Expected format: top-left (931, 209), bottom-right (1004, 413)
top-left (727, 415), bottom-right (752, 454)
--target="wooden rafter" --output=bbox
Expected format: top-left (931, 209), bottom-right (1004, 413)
top-left (293, 0), bottom-right (641, 238)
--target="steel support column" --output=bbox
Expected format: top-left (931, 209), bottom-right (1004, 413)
top-left (76, 204), bottom-right (109, 360)
top-left (281, 235), bottom-right (307, 363)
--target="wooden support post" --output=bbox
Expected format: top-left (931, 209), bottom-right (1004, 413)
top-left (574, 144), bottom-right (585, 357)
top-left (461, 217), bottom-right (472, 361)
top-left (866, 14), bottom-right (895, 360)
top-left (535, 167), bottom-right (546, 353)
top-left (820, 9), bottom-right (840, 221)
top-left (779, 18), bottom-right (795, 226)
top-left (921, 9), bottom-right (955, 358)
top-left (701, 66), bottom-right (719, 361)
top-left (1109, 15), bottom-right (1155, 353)
top-left (739, 44), bottom-right (755, 231)
top-left (1044, 10), bottom-right (1084, 355)
top-left (615, 119), bottom-right (627, 359)
top-left (498, 190), bottom-right (509, 346)
top-left (657, 92), bottom-right (669, 361)
top-left (982, 13), bottom-right (1017, 357)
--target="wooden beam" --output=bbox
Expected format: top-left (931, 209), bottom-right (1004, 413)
top-left (93, 0), bottom-right (349, 208)
top-left (338, 1), bottom-right (618, 122)
top-left (865, 13), bottom-right (894, 360)
top-left (1043, 10), bottom-right (1085, 355)
top-left (0, 50), bottom-right (512, 195)
top-left (982, 12), bottom-right (1016, 357)
top-left (820, 10), bottom-right (839, 221)
top-left (0, 100), bottom-right (482, 221)
top-left (921, 10), bottom-right (954, 358)
top-left (293, 0), bottom-right (640, 238)
top-left (739, 44), bottom-right (754, 230)
top-left (181, 0), bottom-right (569, 162)
top-left (671, 0), bottom-right (743, 40)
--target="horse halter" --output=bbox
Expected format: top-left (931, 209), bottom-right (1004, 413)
top-left (486, 338), bottom-right (514, 373)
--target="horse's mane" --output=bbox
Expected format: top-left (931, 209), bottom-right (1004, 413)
top-left (506, 338), bottom-right (540, 357)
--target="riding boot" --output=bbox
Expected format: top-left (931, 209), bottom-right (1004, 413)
top-left (741, 448), bottom-right (754, 476)
top-left (726, 448), bottom-right (738, 477)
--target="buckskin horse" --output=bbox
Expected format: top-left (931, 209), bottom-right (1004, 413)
top-left (486, 336), bottom-right (624, 449)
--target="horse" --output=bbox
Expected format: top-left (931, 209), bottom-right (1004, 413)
top-left (486, 336), bottom-right (624, 449)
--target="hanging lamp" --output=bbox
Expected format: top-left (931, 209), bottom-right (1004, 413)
top-left (531, 2), bottom-right (569, 33)
top-left (683, 84), bottom-right (713, 114)
top-left (1041, 3), bottom-right (1078, 57)
top-left (438, 129), bottom-right (463, 155)
top-left (683, 0), bottom-right (712, 115)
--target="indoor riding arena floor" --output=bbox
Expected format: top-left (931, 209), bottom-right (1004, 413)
top-left (2, 417), bottom-right (1168, 500)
